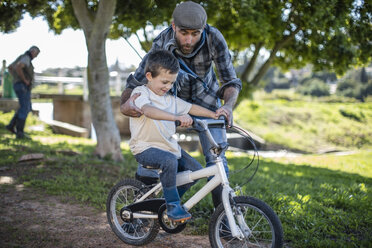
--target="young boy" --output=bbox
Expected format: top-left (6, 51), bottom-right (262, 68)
top-left (129, 49), bottom-right (218, 222)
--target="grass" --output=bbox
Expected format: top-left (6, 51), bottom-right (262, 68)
top-left (226, 151), bottom-right (372, 247)
top-left (1, 109), bottom-right (371, 247)
top-left (234, 90), bottom-right (372, 153)
top-left (31, 84), bottom-right (123, 96)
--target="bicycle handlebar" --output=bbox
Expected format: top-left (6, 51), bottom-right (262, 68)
top-left (175, 115), bottom-right (227, 128)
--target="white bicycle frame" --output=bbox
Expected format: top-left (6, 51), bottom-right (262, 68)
top-left (123, 119), bottom-right (251, 240)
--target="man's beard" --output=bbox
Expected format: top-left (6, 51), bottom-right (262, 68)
top-left (175, 35), bottom-right (194, 54)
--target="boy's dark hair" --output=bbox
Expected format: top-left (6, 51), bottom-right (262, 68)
top-left (145, 50), bottom-right (179, 77)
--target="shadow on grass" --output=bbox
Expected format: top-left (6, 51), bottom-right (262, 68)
top-left (0, 124), bottom-right (139, 210)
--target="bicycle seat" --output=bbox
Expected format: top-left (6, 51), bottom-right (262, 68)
top-left (135, 172), bottom-right (159, 185)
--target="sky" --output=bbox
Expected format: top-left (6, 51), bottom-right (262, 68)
top-left (0, 14), bottom-right (146, 73)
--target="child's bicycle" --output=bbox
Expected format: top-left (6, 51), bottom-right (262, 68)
top-left (106, 117), bottom-right (284, 247)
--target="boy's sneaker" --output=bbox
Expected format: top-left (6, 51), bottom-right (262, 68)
top-left (166, 203), bottom-right (191, 222)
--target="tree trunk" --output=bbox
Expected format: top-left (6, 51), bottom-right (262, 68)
top-left (87, 42), bottom-right (123, 161)
top-left (71, 0), bottom-right (123, 161)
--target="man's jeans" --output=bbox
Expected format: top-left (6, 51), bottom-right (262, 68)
top-left (13, 81), bottom-right (31, 120)
top-left (136, 125), bottom-right (229, 179)
top-left (134, 148), bottom-right (202, 189)
top-left (198, 126), bottom-right (229, 177)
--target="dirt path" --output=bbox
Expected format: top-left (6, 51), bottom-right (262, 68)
top-left (0, 184), bottom-right (210, 248)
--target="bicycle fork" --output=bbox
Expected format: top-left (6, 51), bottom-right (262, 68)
top-left (222, 187), bottom-right (252, 238)
top-left (218, 157), bottom-right (251, 240)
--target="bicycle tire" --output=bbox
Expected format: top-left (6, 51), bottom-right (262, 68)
top-left (209, 196), bottom-right (283, 248)
top-left (106, 178), bottom-right (159, 246)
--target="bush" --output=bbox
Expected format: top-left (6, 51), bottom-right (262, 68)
top-left (336, 79), bottom-right (372, 101)
top-left (296, 78), bottom-right (330, 97)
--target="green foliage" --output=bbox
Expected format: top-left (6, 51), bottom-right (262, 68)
top-left (206, 0), bottom-right (372, 78)
top-left (337, 79), bottom-right (372, 101)
top-left (234, 91), bottom-right (372, 152)
top-left (50, 1), bottom-right (79, 34)
top-left (296, 78), bottom-right (330, 97)
top-left (360, 67), bottom-right (368, 83)
top-left (111, 0), bottom-right (176, 39)
top-left (0, 1), bottom-right (24, 32)
top-left (263, 67), bottom-right (292, 92)
top-left (335, 66), bottom-right (372, 101)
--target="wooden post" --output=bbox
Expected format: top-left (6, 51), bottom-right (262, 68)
top-left (57, 69), bottom-right (64, 94)
top-left (115, 71), bottom-right (121, 96)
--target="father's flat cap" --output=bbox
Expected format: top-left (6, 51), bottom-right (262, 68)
top-left (172, 1), bottom-right (207, 30)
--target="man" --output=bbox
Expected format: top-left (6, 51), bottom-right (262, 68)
top-left (120, 1), bottom-right (241, 208)
top-left (6, 46), bottom-right (40, 139)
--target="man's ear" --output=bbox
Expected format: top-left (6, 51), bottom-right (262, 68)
top-left (145, 72), bottom-right (152, 81)
top-left (172, 21), bottom-right (176, 31)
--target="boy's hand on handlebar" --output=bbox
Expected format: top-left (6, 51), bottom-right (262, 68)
top-left (216, 106), bottom-right (233, 127)
top-left (120, 93), bottom-right (144, 117)
top-left (176, 114), bottom-right (193, 127)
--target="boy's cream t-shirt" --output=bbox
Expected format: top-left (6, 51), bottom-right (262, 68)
top-left (129, 85), bottom-right (192, 158)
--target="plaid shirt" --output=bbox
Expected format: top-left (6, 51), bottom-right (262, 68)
top-left (126, 25), bottom-right (242, 111)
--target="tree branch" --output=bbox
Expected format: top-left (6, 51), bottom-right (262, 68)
top-left (250, 26), bottom-right (301, 86)
top-left (71, 0), bottom-right (93, 36)
top-left (241, 42), bottom-right (262, 81)
top-left (135, 31), bottom-right (151, 52)
top-left (91, 0), bottom-right (116, 41)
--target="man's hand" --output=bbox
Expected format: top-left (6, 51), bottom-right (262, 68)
top-left (216, 105), bottom-right (233, 127)
top-left (120, 93), bottom-right (144, 117)
top-left (218, 86), bottom-right (239, 127)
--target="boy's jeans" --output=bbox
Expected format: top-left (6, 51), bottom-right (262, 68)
top-left (13, 81), bottom-right (32, 120)
top-left (134, 148), bottom-right (203, 190)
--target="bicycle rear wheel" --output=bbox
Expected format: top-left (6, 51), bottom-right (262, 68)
top-left (106, 178), bottom-right (159, 246)
top-left (209, 196), bottom-right (283, 248)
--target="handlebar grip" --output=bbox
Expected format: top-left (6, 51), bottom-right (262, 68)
top-left (175, 120), bottom-right (181, 127)
top-left (218, 115), bottom-right (228, 126)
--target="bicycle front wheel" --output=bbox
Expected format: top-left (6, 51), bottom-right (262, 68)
top-left (106, 178), bottom-right (159, 246)
top-left (209, 196), bottom-right (283, 248)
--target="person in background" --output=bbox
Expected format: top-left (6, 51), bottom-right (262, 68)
top-left (6, 46), bottom-right (40, 139)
